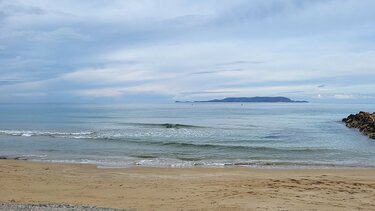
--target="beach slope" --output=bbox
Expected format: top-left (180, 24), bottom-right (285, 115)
top-left (0, 160), bottom-right (374, 211)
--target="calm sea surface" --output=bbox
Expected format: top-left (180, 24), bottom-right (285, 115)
top-left (0, 103), bottom-right (374, 168)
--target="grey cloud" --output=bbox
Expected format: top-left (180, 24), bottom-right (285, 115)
top-left (192, 68), bottom-right (244, 75)
top-left (0, 3), bottom-right (46, 16)
top-left (0, 79), bottom-right (25, 86)
top-left (0, 10), bottom-right (5, 20)
top-left (275, 90), bottom-right (306, 95)
top-left (180, 90), bottom-right (237, 95)
top-left (210, 0), bottom-right (327, 26)
top-left (212, 60), bottom-right (266, 67)
top-left (0, 0), bottom-right (375, 102)
top-left (0, 28), bottom-right (89, 42)
top-left (159, 14), bottom-right (210, 27)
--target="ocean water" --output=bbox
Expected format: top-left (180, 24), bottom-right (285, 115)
top-left (0, 103), bottom-right (374, 168)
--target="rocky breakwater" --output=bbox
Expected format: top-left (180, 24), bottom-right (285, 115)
top-left (342, 111), bottom-right (375, 139)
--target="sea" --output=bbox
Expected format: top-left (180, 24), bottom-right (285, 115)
top-left (0, 103), bottom-right (374, 168)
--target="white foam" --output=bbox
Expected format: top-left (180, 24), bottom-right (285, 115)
top-left (0, 129), bottom-right (94, 139)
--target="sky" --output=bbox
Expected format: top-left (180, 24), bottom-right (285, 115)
top-left (1, 0), bottom-right (375, 103)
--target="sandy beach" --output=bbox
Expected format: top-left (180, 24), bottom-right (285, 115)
top-left (0, 160), bottom-right (374, 211)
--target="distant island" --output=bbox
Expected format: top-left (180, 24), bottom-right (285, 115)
top-left (176, 97), bottom-right (308, 103)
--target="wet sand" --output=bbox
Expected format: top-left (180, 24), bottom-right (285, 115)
top-left (0, 160), bottom-right (374, 211)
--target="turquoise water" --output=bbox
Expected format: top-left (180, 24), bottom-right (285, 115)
top-left (0, 103), bottom-right (374, 168)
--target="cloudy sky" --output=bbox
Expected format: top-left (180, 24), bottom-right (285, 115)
top-left (1, 0), bottom-right (375, 103)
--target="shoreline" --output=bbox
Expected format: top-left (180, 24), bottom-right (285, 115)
top-left (1, 159), bottom-right (375, 211)
top-left (31, 159), bottom-right (375, 170)
top-left (3, 155), bottom-right (375, 170)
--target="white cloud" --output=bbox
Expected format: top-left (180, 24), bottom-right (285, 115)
top-left (60, 63), bottom-right (180, 85)
top-left (73, 84), bottom-right (171, 97)
top-left (334, 94), bottom-right (355, 100)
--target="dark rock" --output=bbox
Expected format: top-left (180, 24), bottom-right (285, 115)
top-left (343, 112), bottom-right (375, 139)
top-left (0, 156), bottom-right (28, 160)
top-left (0, 203), bottom-right (127, 211)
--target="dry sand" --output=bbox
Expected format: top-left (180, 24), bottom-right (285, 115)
top-left (0, 160), bottom-right (374, 211)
